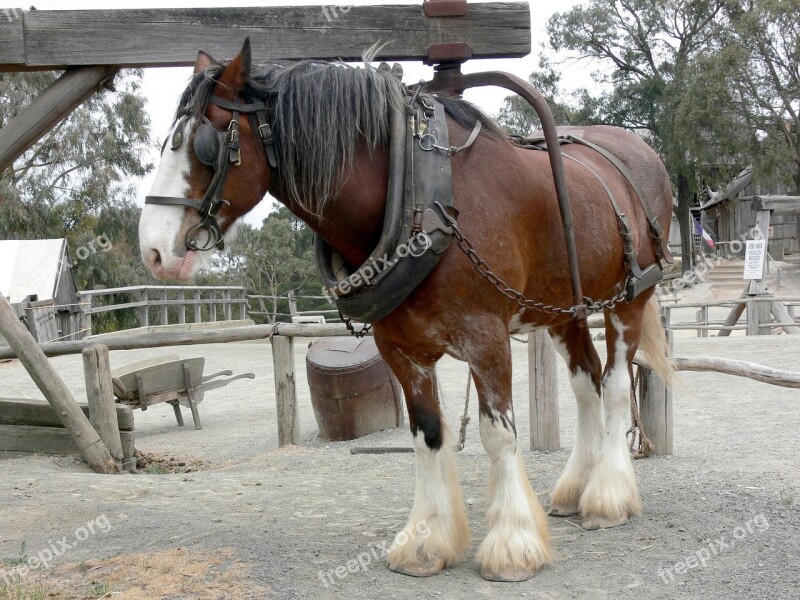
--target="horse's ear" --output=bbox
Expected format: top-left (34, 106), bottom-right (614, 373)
top-left (217, 38), bottom-right (251, 97)
top-left (194, 51), bottom-right (214, 74)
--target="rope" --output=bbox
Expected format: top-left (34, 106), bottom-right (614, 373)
top-left (44, 328), bottom-right (91, 343)
top-left (456, 373), bottom-right (471, 452)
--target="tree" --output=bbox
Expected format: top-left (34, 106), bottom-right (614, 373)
top-left (229, 204), bottom-right (320, 323)
top-left (547, 0), bottom-right (729, 270)
top-left (0, 70), bottom-right (153, 234)
top-left (496, 56), bottom-right (600, 135)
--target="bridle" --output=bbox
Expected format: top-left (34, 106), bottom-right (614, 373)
top-left (145, 94), bottom-right (277, 252)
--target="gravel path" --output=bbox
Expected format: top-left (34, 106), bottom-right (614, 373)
top-left (1, 334), bottom-right (798, 599)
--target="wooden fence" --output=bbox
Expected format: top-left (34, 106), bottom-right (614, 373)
top-left (77, 285), bottom-right (249, 335)
top-left (663, 297), bottom-right (800, 336)
top-left (248, 291), bottom-right (339, 323)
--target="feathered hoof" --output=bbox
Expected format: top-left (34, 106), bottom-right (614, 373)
top-left (388, 557), bottom-right (445, 577)
top-left (480, 565), bottom-right (538, 582)
top-left (548, 505), bottom-right (580, 517)
top-left (581, 514), bottom-right (629, 530)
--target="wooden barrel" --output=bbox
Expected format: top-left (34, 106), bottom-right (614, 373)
top-left (306, 336), bottom-right (404, 441)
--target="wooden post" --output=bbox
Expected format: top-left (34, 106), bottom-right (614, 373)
top-left (239, 290), bottom-right (248, 320)
top-left (528, 330), bottom-right (559, 451)
top-left (0, 66), bottom-right (119, 171)
top-left (209, 291), bottom-right (217, 322)
top-left (639, 312), bottom-right (673, 455)
top-left (747, 297), bottom-right (761, 336)
top-left (0, 294), bottom-right (117, 473)
top-left (80, 294), bottom-right (93, 338)
top-left (696, 306), bottom-right (708, 338)
top-left (271, 335), bottom-right (299, 446)
top-left (193, 290), bottom-right (202, 323)
top-left (223, 289), bottom-right (232, 321)
top-left (159, 288), bottom-right (168, 325)
top-left (177, 289), bottom-right (186, 324)
top-left (287, 291), bottom-right (298, 318)
top-left (138, 288), bottom-right (149, 327)
top-left (82, 344), bottom-right (123, 465)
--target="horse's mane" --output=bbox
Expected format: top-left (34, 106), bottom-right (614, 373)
top-left (175, 56), bottom-right (506, 213)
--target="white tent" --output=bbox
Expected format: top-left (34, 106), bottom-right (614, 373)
top-left (0, 239), bottom-right (69, 303)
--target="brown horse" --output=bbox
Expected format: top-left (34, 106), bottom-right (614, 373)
top-left (138, 41), bottom-right (673, 582)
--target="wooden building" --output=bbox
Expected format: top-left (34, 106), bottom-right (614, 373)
top-left (0, 239), bottom-right (83, 343)
top-left (700, 168), bottom-right (799, 258)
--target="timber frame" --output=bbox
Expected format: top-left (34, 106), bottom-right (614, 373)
top-left (0, 1), bottom-right (530, 171)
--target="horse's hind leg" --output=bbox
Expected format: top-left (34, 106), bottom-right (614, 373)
top-left (548, 322), bottom-right (604, 517)
top-left (375, 340), bottom-right (471, 577)
top-left (579, 300), bottom-right (645, 530)
top-left (466, 320), bottom-right (551, 581)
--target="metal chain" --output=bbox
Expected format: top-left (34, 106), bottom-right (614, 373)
top-left (436, 202), bottom-right (629, 317)
top-left (341, 312), bottom-right (372, 338)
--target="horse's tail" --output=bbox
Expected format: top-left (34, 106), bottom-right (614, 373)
top-left (638, 295), bottom-right (675, 386)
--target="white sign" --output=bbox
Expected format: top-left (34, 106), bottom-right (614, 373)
top-left (743, 240), bottom-right (766, 280)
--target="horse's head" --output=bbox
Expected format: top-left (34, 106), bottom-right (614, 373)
top-left (139, 39), bottom-right (272, 281)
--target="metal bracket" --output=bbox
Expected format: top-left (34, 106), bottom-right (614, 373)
top-left (423, 0), bottom-right (468, 17)
top-left (423, 0), bottom-right (471, 64)
top-left (425, 42), bottom-right (473, 66)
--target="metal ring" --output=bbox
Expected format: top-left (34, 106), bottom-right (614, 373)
top-left (418, 134), bottom-right (436, 152)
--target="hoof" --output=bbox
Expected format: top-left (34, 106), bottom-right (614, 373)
top-left (480, 565), bottom-right (537, 582)
top-left (549, 505), bottom-right (579, 517)
top-left (389, 557), bottom-right (444, 577)
top-left (581, 514), bottom-right (629, 530)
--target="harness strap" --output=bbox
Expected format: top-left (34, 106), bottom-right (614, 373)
top-left (448, 119), bottom-right (482, 156)
top-left (562, 135), bottom-right (671, 265)
top-left (562, 152), bottom-right (643, 280)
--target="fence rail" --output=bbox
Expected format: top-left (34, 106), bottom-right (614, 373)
top-left (248, 291), bottom-right (339, 323)
top-left (77, 286), bottom-right (249, 335)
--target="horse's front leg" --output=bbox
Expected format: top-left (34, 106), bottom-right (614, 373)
top-left (467, 322), bottom-right (552, 581)
top-left (376, 341), bottom-right (471, 577)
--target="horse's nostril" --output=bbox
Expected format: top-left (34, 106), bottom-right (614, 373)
top-left (150, 249), bottom-right (162, 267)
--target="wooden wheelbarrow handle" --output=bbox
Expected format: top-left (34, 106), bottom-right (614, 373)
top-left (201, 370), bottom-right (233, 383)
top-left (194, 372), bottom-right (255, 394)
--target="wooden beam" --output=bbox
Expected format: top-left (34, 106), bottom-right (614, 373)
top-left (751, 195), bottom-right (800, 216)
top-left (1, 4), bottom-right (530, 72)
top-left (0, 323), bottom-right (356, 360)
top-left (0, 294), bottom-right (118, 473)
top-left (0, 66), bottom-right (119, 171)
top-left (0, 424), bottom-right (134, 457)
top-left (0, 10), bottom-right (24, 66)
top-left (0, 397), bottom-right (134, 431)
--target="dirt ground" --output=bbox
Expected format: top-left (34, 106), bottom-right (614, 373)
top-left (1, 328), bottom-right (799, 599)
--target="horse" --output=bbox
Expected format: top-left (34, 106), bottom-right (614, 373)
top-left (138, 40), bottom-right (673, 582)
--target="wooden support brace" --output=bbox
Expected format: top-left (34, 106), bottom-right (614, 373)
top-left (0, 66), bottom-right (119, 171)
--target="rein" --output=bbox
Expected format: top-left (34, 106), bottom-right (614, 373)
top-left (144, 94), bottom-right (277, 252)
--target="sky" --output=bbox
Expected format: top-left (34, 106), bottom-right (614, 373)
top-left (2, 0), bottom-right (588, 225)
